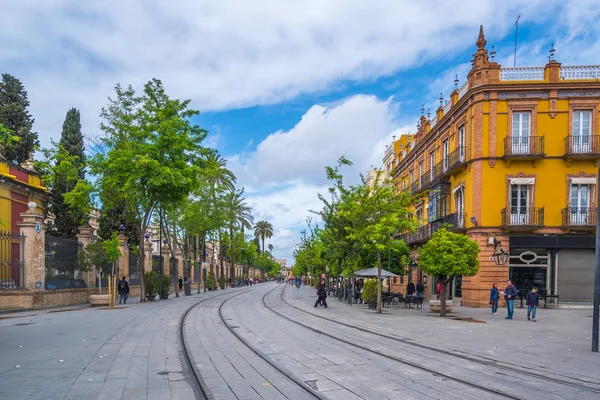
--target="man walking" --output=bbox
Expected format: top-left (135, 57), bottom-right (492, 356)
top-left (314, 278), bottom-right (328, 308)
top-left (504, 279), bottom-right (518, 320)
top-left (118, 276), bottom-right (130, 304)
top-left (407, 280), bottom-right (416, 296)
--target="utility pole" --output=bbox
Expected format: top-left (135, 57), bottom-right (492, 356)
top-left (514, 15), bottom-right (521, 67)
top-left (592, 162), bottom-right (600, 352)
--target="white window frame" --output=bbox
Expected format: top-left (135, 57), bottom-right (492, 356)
top-left (512, 111), bottom-right (531, 154)
top-left (573, 110), bottom-right (592, 153)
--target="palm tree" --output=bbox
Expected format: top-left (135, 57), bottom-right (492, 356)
top-left (226, 190), bottom-right (254, 280)
top-left (254, 220), bottom-right (274, 254)
top-left (202, 151), bottom-right (236, 286)
top-left (268, 244), bottom-right (274, 254)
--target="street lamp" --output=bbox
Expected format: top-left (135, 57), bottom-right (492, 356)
top-left (493, 241), bottom-right (509, 265)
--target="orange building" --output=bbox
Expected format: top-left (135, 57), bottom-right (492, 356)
top-left (392, 26), bottom-right (600, 307)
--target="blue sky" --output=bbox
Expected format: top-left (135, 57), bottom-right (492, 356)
top-left (3, 0), bottom-right (600, 263)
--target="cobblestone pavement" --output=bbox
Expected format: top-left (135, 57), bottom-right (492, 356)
top-left (204, 282), bottom-right (600, 399)
top-left (0, 286), bottom-right (251, 400)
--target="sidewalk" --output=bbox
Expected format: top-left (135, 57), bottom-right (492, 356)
top-left (0, 288), bottom-right (243, 400)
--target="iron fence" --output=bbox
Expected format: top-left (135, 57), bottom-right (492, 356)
top-left (0, 231), bottom-right (25, 289)
top-left (128, 251), bottom-right (141, 285)
top-left (45, 234), bottom-right (86, 289)
top-left (152, 254), bottom-right (162, 274)
top-left (170, 257), bottom-right (179, 283)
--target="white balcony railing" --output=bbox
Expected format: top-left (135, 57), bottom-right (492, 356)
top-left (561, 65), bottom-right (600, 80)
top-left (500, 67), bottom-right (545, 81)
top-left (443, 100), bottom-right (452, 115)
top-left (458, 81), bottom-right (468, 99)
top-left (430, 115), bottom-right (438, 129)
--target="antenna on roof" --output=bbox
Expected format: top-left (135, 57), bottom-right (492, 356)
top-left (514, 15), bottom-right (521, 67)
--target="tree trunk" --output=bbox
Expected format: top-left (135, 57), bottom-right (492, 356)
top-left (197, 233), bottom-right (204, 294)
top-left (219, 230), bottom-right (225, 289)
top-left (377, 251), bottom-right (382, 314)
top-left (139, 227), bottom-right (146, 302)
top-left (229, 226), bottom-right (235, 282)
top-left (440, 275), bottom-right (447, 317)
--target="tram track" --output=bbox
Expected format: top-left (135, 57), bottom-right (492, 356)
top-left (262, 285), bottom-right (600, 399)
top-left (179, 284), bottom-right (326, 400)
top-left (276, 285), bottom-right (600, 394)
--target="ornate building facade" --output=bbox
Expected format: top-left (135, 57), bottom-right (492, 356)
top-left (392, 26), bottom-right (600, 306)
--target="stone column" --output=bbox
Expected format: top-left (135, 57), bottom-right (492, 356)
top-left (117, 234), bottom-right (129, 279)
top-left (162, 245), bottom-right (170, 289)
top-left (76, 223), bottom-right (95, 288)
top-left (144, 240), bottom-right (152, 274)
top-left (18, 202), bottom-right (45, 290)
top-left (175, 247), bottom-right (184, 279)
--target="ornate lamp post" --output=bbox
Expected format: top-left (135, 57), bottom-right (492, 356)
top-left (492, 241), bottom-right (510, 265)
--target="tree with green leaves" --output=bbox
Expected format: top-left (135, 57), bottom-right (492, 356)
top-left (418, 228), bottom-right (480, 316)
top-left (0, 74), bottom-right (38, 164)
top-left (253, 220), bottom-right (273, 279)
top-left (91, 78), bottom-right (208, 302)
top-left (339, 169), bottom-right (413, 313)
top-left (254, 220), bottom-right (273, 254)
top-left (224, 189), bottom-right (253, 280)
top-left (36, 144), bottom-right (93, 237)
top-left (44, 108), bottom-right (89, 237)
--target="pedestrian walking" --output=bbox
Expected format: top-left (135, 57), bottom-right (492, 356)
top-left (489, 282), bottom-right (499, 314)
top-left (503, 279), bottom-right (518, 320)
top-left (436, 282), bottom-right (441, 299)
top-left (416, 280), bottom-right (424, 297)
top-left (178, 276), bottom-right (183, 292)
top-left (527, 287), bottom-right (539, 322)
top-left (407, 280), bottom-right (416, 296)
top-left (118, 276), bottom-right (130, 304)
top-left (295, 276), bottom-right (301, 289)
top-left (314, 279), bottom-right (328, 308)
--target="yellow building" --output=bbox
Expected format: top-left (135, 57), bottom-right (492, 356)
top-left (394, 26), bottom-right (600, 307)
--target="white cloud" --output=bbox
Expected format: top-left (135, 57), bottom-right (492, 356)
top-left (2, 0), bottom-right (564, 146)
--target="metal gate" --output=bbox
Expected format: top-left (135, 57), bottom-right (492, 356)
top-left (0, 231), bottom-right (25, 289)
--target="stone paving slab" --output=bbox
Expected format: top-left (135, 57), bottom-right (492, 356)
top-left (0, 286), bottom-right (250, 400)
top-left (220, 283), bottom-right (600, 399)
top-left (184, 289), bottom-right (315, 399)
top-left (283, 284), bottom-right (600, 385)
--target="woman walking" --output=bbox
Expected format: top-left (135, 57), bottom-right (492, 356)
top-left (490, 283), bottom-right (499, 315)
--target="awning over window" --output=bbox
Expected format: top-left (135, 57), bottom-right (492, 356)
top-left (509, 177), bottom-right (535, 185)
top-left (571, 177), bottom-right (596, 185)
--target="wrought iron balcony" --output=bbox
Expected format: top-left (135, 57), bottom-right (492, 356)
top-left (419, 171), bottom-right (432, 191)
top-left (563, 135), bottom-right (600, 158)
top-left (501, 207), bottom-right (544, 228)
top-left (409, 181), bottom-right (420, 195)
top-left (561, 207), bottom-right (596, 228)
top-left (445, 146), bottom-right (468, 173)
top-left (415, 224), bottom-right (431, 242)
top-left (503, 136), bottom-right (545, 159)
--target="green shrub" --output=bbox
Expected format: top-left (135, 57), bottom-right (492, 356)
top-left (205, 271), bottom-right (215, 291)
top-left (160, 275), bottom-right (170, 297)
top-left (144, 271), bottom-right (159, 296)
top-left (219, 275), bottom-right (225, 289)
top-left (361, 279), bottom-right (380, 303)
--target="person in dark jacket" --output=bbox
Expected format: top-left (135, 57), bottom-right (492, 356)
top-left (314, 279), bottom-right (328, 308)
top-left (416, 281), bottom-right (424, 297)
top-left (118, 276), bottom-right (130, 304)
top-left (526, 287), bottom-right (539, 322)
top-left (504, 279), bottom-right (518, 320)
top-left (178, 276), bottom-right (183, 291)
top-left (490, 282), bottom-right (499, 314)
top-left (407, 281), bottom-right (416, 296)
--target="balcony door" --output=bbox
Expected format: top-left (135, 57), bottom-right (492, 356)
top-left (573, 111), bottom-right (592, 153)
top-left (458, 126), bottom-right (466, 162)
top-left (512, 112), bottom-right (531, 154)
top-left (443, 140), bottom-right (449, 171)
top-left (510, 184), bottom-right (530, 224)
top-left (454, 187), bottom-right (464, 228)
top-left (570, 184), bottom-right (590, 224)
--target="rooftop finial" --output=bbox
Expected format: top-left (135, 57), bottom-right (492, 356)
top-left (476, 25), bottom-right (487, 50)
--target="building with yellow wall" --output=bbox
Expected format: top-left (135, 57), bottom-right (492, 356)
top-left (393, 26), bottom-right (600, 307)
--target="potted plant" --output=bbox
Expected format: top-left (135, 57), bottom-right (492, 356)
top-left (361, 278), bottom-right (379, 310)
top-left (144, 271), bottom-right (159, 301)
top-left (160, 275), bottom-right (170, 299)
top-left (205, 271), bottom-right (215, 291)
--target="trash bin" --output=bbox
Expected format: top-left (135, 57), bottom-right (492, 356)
top-left (184, 282), bottom-right (191, 296)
